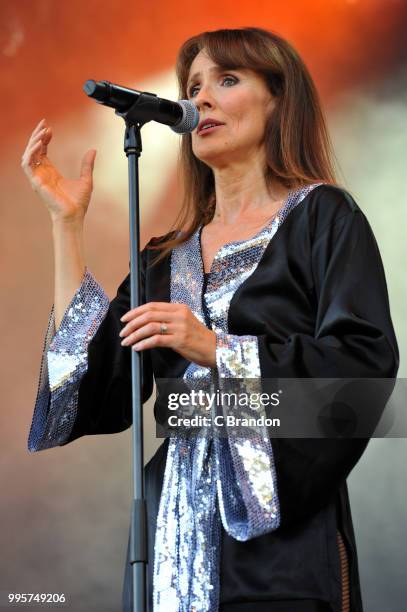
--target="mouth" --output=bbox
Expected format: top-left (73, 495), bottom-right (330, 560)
top-left (197, 119), bottom-right (225, 136)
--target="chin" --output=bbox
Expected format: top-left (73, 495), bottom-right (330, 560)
top-left (193, 145), bottom-right (235, 167)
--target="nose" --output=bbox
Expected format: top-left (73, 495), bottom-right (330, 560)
top-left (193, 83), bottom-right (215, 112)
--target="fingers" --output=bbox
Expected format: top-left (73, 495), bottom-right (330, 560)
top-left (119, 304), bottom-right (194, 352)
top-left (28, 122), bottom-right (51, 152)
top-left (120, 309), bottom-right (173, 337)
top-left (120, 320), bottom-right (171, 348)
top-left (40, 126), bottom-right (52, 149)
top-left (32, 126), bottom-right (52, 160)
top-left (117, 302), bottom-right (213, 366)
top-left (121, 301), bottom-right (181, 322)
top-left (21, 122), bottom-right (52, 174)
top-left (80, 149), bottom-right (96, 180)
top-left (21, 140), bottom-right (42, 175)
top-left (31, 118), bottom-right (47, 140)
top-left (126, 334), bottom-right (168, 351)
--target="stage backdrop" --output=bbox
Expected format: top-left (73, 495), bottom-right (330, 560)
top-left (0, 1), bottom-right (406, 610)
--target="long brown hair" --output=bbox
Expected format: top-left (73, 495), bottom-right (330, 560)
top-left (148, 26), bottom-right (339, 266)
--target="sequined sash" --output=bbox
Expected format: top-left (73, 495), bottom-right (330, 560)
top-left (153, 184), bottom-right (325, 612)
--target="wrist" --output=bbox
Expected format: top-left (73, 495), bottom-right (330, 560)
top-left (51, 214), bottom-right (85, 232)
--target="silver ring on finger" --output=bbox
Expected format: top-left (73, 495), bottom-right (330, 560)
top-left (160, 322), bottom-right (168, 335)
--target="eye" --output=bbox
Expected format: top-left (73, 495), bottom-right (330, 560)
top-left (221, 75), bottom-right (238, 87)
top-left (187, 74), bottom-right (239, 98)
top-left (188, 84), bottom-right (200, 98)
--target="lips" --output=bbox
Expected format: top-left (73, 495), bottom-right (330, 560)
top-left (197, 118), bottom-right (225, 134)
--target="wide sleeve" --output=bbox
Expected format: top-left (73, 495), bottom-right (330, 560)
top-left (256, 209), bottom-right (399, 380)
top-left (28, 246), bottom-right (154, 452)
top-left (215, 209), bottom-right (399, 527)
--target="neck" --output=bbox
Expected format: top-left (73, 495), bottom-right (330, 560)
top-left (211, 158), bottom-right (289, 225)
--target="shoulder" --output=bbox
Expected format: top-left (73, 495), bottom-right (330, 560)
top-left (141, 230), bottom-right (180, 272)
top-left (301, 183), bottom-right (364, 240)
top-left (141, 230), bottom-right (180, 258)
top-left (145, 229), bottom-right (179, 248)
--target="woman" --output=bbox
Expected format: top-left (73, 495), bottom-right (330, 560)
top-left (23, 27), bottom-right (398, 612)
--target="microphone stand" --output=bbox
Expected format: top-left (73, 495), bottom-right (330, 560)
top-left (84, 88), bottom-right (197, 612)
top-left (115, 98), bottom-right (154, 612)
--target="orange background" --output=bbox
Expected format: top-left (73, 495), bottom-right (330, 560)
top-left (1, 1), bottom-right (406, 610)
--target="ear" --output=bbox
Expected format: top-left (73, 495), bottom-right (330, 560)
top-left (265, 93), bottom-right (277, 114)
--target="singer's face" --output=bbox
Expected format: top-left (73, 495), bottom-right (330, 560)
top-left (187, 50), bottom-right (275, 167)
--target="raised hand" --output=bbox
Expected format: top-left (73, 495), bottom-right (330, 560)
top-left (21, 118), bottom-right (97, 223)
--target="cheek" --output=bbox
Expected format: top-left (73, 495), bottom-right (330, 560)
top-left (223, 92), bottom-right (268, 137)
top-left (221, 91), bottom-right (250, 123)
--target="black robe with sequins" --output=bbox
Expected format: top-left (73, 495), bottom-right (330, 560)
top-left (57, 184), bottom-right (398, 612)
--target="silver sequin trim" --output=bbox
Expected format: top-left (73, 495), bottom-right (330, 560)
top-left (212, 184), bottom-right (323, 378)
top-left (28, 268), bottom-right (110, 451)
top-left (153, 183), bottom-right (325, 611)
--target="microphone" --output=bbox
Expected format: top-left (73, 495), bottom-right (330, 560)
top-left (83, 79), bottom-right (199, 134)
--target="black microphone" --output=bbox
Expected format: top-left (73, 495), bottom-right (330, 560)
top-left (83, 79), bottom-right (199, 134)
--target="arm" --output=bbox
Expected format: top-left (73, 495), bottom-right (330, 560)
top-left (215, 208), bottom-right (399, 528)
top-left (28, 268), bottom-right (109, 451)
top-left (22, 121), bottom-right (156, 452)
top-left (28, 246), bottom-right (154, 451)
